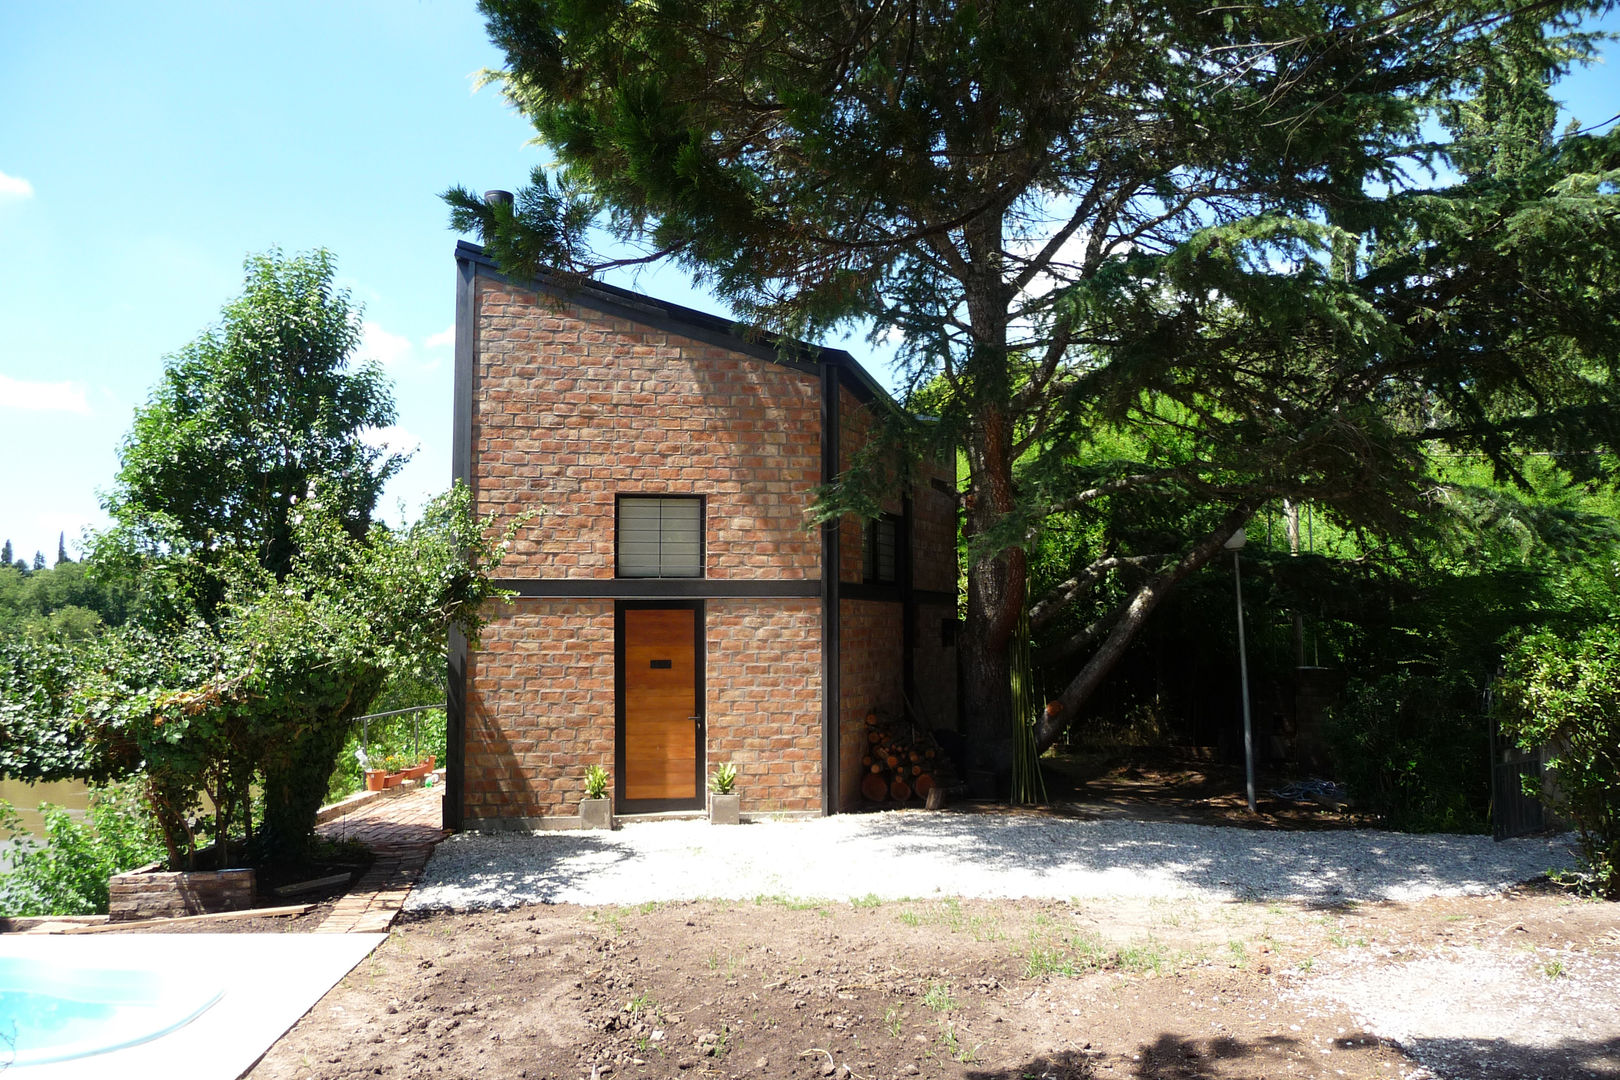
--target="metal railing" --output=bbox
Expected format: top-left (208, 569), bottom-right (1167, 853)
top-left (355, 703), bottom-right (446, 767)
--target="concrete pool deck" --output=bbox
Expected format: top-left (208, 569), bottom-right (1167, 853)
top-left (1, 933), bottom-right (384, 1080)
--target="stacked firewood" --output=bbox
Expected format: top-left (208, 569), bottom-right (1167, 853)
top-left (858, 710), bottom-right (956, 804)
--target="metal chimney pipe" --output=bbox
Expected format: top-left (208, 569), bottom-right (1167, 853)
top-left (484, 190), bottom-right (514, 210)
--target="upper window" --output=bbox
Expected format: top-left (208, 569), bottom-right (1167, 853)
top-left (863, 514), bottom-right (898, 584)
top-left (617, 496), bottom-right (703, 578)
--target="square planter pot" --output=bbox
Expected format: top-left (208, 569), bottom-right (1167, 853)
top-left (579, 798), bottom-right (613, 830)
top-left (708, 792), bottom-right (741, 825)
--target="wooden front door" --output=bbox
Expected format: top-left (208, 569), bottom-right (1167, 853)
top-left (616, 602), bottom-right (704, 811)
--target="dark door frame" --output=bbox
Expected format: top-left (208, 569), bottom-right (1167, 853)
top-left (614, 599), bottom-right (707, 813)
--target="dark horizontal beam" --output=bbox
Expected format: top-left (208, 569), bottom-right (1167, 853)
top-left (840, 583), bottom-right (956, 606)
top-left (495, 578), bottom-right (823, 600)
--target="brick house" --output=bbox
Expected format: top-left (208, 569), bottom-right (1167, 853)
top-left (446, 242), bottom-right (958, 829)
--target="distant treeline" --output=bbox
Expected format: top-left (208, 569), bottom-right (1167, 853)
top-left (0, 535), bottom-right (131, 640)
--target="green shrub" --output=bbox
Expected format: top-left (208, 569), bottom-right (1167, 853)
top-left (0, 780), bottom-right (165, 916)
top-left (708, 762), bottom-right (737, 795)
top-left (1324, 672), bottom-right (1490, 833)
top-left (584, 764), bottom-right (610, 800)
top-left (1498, 624), bottom-right (1620, 898)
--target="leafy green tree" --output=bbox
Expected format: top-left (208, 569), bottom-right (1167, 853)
top-left (1499, 616), bottom-right (1620, 897)
top-left (2, 540), bottom-right (12, 566)
top-left (55, 532), bottom-right (70, 566)
top-left (30, 552), bottom-right (44, 572)
top-left (450, 1), bottom-right (1620, 783)
top-left (102, 248), bottom-right (402, 589)
top-left (2, 487), bottom-right (521, 866)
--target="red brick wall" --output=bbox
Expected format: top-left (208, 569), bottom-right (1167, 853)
top-left (463, 277), bottom-right (830, 824)
top-left (838, 599), bottom-right (905, 809)
top-left (707, 600), bottom-right (823, 813)
top-left (464, 600), bottom-right (615, 823)
top-left (461, 272), bottom-right (957, 824)
top-left (464, 598), bottom-right (823, 823)
top-left (912, 601), bottom-right (958, 732)
top-left (471, 278), bottom-right (822, 580)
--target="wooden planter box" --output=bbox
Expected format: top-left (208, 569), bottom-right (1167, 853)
top-left (108, 864), bottom-right (256, 922)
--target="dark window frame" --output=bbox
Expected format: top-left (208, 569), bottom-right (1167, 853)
top-left (863, 513), bottom-right (899, 584)
top-left (615, 494), bottom-right (706, 579)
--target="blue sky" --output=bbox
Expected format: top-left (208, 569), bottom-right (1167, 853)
top-left (1, 3), bottom-right (1616, 564)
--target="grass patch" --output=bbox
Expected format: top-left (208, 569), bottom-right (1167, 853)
top-left (894, 898), bottom-right (1002, 941)
top-left (1020, 926), bottom-right (1180, 978)
top-left (922, 981), bottom-right (957, 1012)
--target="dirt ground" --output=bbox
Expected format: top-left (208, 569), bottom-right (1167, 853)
top-left (1035, 750), bottom-right (1370, 830)
top-left (245, 881), bottom-right (1618, 1080)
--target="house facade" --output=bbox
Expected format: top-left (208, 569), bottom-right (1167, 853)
top-left (446, 242), bottom-right (958, 829)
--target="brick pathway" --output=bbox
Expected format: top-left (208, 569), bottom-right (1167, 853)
top-left (313, 782), bottom-right (447, 934)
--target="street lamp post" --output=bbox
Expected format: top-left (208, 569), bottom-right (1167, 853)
top-left (1226, 527), bottom-right (1257, 814)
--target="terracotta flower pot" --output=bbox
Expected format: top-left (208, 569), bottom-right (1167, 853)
top-left (365, 769), bottom-right (388, 792)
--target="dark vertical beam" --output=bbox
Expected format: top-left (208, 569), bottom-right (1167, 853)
top-left (819, 363), bottom-right (842, 816)
top-left (445, 254), bottom-right (477, 831)
top-left (900, 493), bottom-right (916, 716)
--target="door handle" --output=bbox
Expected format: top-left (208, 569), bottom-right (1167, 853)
top-left (691, 716), bottom-right (703, 731)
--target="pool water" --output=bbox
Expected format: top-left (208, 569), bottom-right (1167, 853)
top-left (0, 956), bottom-right (222, 1067)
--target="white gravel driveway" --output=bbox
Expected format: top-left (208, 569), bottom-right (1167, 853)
top-left (405, 810), bottom-right (1577, 911)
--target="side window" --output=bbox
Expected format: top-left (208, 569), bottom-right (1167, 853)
top-left (617, 496), bottom-right (704, 578)
top-left (863, 514), bottom-right (898, 584)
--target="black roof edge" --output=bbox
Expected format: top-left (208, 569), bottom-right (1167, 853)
top-left (455, 240), bottom-right (899, 411)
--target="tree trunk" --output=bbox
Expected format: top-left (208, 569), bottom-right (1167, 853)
top-left (1034, 506), bottom-right (1253, 752)
top-left (959, 399), bottom-right (1026, 793)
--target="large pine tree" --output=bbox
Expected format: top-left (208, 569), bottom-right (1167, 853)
top-left (450, 1), bottom-right (1620, 781)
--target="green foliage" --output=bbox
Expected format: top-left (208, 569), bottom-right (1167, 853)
top-left (0, 638), bottom-right (110, 783)
top-left (0, 781), bottom-right (165, 916)
top-left (1325, 673), bottom-right (1491, 833)
top-left (706, 762), bottom-right (736, 796)
top-left (99, 248), bottom-right (403, 593)
top-left (0, 559), bottom-right (132, 641)
top-left (1498, 617), bottom-right (1620, 898)
top-left (0, 247), bottom-right (527, 870)
top-left (584, 763), bottom-right (611, 800)
top-left (2, 488), bottom-right (524, 868)
top-left (329, 704), bottom-right (447, 803)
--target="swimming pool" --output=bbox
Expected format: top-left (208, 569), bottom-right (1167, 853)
top-left (0, 954), bottom-right (222, 1067)
top-left (0, 933), bottom-right (383, 1080)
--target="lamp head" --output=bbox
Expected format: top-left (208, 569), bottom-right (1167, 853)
top-left (1224, 527), bottom-right (1247, 551)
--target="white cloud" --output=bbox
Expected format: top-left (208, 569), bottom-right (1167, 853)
top-left (0, 374), bottom-right (91, 414)
top-left (357, 320), bottom-right (415, 369)
top-left (354, 320), bottom-right (446, 374)
top-left (0, 170), bottom-right (34, 200)
top-left (424, 325), bottom-right (455, 350)
top-left (360, 424), bottom-right (422, 458)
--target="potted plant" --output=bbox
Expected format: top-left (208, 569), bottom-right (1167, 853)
top-left (708, 762), bottom-right (740, 825)
top-left (364, 768), bottom-right (388, 792)
top-left (382, 753), bottom-right (407, 788)
top-left (580, 764), bottom-right (613, 829)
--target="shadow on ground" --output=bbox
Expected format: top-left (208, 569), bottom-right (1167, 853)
top-left (1402, 1034), bottom-right (1620, 1080)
